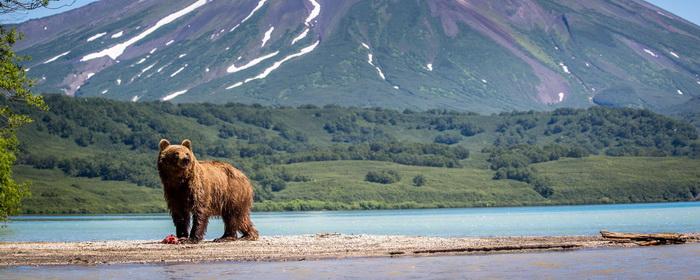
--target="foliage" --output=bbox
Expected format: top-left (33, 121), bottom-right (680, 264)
top-left (0, 25), bottom-right (48, 220)
top-left (434, 134), bottom-right (462, 145)
top-left (13, 156), bottom-right (700, 213)
top-left (365, 170), bottom-right (401, 184)
top-left (0, 0), bottom-right (51, 14)
top-left (6, 96), bottom-right (700, 212)
top-left (484, 107), bottom-right (699, 198)
top-left (0, 136), bottom-right (28, 218)
top-left (412, 174), bottom-right (426, 186)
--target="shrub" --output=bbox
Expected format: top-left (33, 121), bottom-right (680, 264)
top-left (434, 134), bottom-right (462, 145)
top-left (459, 123), bottom-right (484, 137)
top-left (366, 170), bottom-right (401, 184)
top-left (412, 175), bottom-right (426, 186)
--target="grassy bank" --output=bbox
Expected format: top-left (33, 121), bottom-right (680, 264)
top-left (17, 156), bottom-right (700, 213)
top-left (16, 165), bottom-right (165, 214)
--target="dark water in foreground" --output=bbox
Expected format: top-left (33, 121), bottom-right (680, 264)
top-left (2, 202), bottom-right (700, 242)
top-left (2, 244), bottom-right (699, 279)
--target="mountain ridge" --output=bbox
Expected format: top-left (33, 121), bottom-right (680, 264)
top-left (13, 0), bottom-right (700, 114)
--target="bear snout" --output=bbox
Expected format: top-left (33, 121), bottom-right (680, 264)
top-left (179, 155), bottom-right (191, 167)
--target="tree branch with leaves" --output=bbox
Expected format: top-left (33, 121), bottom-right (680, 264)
top-left (0, 0), bottom-right (53, 221)
top-left (0, 0), bottom-right (50, 14)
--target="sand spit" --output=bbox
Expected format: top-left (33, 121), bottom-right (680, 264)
top-left (2, 233), bottom-right (698, 266)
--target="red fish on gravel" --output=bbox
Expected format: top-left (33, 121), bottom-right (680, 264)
top-left (161, 234), bottom-right (180, 244)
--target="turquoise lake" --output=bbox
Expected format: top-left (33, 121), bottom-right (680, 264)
top-left (3, 243), bottom-right (700, 279)
top-left (2, 202), bottom-right (699, 242)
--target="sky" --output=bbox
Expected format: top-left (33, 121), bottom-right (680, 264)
top-left (0, 0), bottom-right (698, 26)
top-left (646, 0), bottom-right (700, 26)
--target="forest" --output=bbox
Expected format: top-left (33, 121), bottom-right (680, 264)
top-left (6, 95), bottom-right (700, 213)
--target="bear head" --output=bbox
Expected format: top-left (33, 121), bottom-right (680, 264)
top-left (158, 139), bottom-right (197, 173)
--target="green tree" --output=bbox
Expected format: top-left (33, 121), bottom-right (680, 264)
top-left (365, 170), bottom-right (401, 184)
top-left (0, 1), bottom-right (50, 13)
top-left (1, 0), bottom-right (53, 220)
top-left (412, 175), bottom-right (426, 186)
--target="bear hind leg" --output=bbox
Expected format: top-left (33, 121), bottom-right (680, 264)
top-left (214, 211), bottom-right (238, 243)
top-left (237, 210), bottom-right (259, 241)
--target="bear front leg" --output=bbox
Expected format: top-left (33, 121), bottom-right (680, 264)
top-left (187, 211), bottom-right (209, 243)
top-left (170, 210), bottom-right (190, 239)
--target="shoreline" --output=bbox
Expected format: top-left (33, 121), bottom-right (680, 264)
top-left (16, 200), bottom-right (700, 216)
top-left (2, 233), bottom-right (698, 266)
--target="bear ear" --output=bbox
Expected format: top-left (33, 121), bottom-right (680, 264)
top-left (159, 139), bottom-right (170, 151)
top-left (181, 139), bottom-right (192, 150)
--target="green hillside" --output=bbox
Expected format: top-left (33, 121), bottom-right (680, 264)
top-left (8, 95), bottom-right (700, 213)
top-left (16, 165), bottom-right (165, 214)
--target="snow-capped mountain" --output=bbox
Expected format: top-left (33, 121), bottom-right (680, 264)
top-left (15, 0), bottom-right (700, 114)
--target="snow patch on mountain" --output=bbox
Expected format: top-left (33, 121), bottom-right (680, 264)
top-left (362, 43), bottom-right (386, 80)
top-left (111, 31), bottom-right (124, 39)
top-left (677, 89), bottom-right (683, 95)
top-left (304, 0), bottom-right (321, 26)
top-left (426, 63), bottom-right (433, 71)
top-left (142, 63), bottom-right (156, 73)
top-left (86, 32), bottom-right (107, 42)
top-left (669, 51), bottom-right (680, 58)
top-left (247, 41), bottom-right (320, 82)
top-left (643, 48), bottom-right (658, 58)
top-left (559, 62), bottom-right (570, 74)
top-left (86, 73), bottom-right (95, 80)
top-left (178, 53), bottom-right (187, 58)
top-left (227, 51), bottom-right (279, 73)
top-left (226, 82), bottom-right (243, 90)
top-left (375, 66), bottom-right (386, 80)
top-left (162, 89), bottom-right (188, 101)
top-left (131, 95), bottom-right (140, 102)
top-left (558, 92), bottom-right (565, 102)
top-left (43, 51), bottom-right (70, 64)
top-left (81, 0), bottom-right (207, 62)
top-left (230, 0), bottom-right (267, 33)
top-left (166, 40), bottom-right (175, 46)
top-left (291, 28), bottom-right (309, 45)
top-left (227, 41), bottom-right (320, 89)
top-left (149, 48), bottom-right (157, 54)
top-left (157, 64), bottom-right (169, 73)
top-left (170, 64), bottom-right (188, 77)
top-left (261, 26), bottom-right (274, 47)
top-left (116, 79), bottom-right (122, 85)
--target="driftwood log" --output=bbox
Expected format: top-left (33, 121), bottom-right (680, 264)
top-left (600, 230), bottom-right (687, 246)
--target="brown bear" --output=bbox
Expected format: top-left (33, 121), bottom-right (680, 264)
top-left (157, 139), bottom-right (259, 243)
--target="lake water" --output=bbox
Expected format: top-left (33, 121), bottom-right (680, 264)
top-left (2, 202), bottom-right (700, 242)
top-left (2, 243), bottom-right (700, 279)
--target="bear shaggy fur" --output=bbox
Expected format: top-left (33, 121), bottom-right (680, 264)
top-left (157, 139), bottom-right (258, 243)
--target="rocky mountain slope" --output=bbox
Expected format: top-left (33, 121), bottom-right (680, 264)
top-left (14, 0), bottom-right (700, 113)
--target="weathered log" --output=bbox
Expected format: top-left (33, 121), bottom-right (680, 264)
top-left (412, 243), bottom-right (581, 254)
top-left (600, 230), bottom-right (687, 246)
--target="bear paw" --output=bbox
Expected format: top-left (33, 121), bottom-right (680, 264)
top-left (213, 236), bottom-right (238, 242)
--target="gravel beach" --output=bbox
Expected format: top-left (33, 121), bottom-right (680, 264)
top-left (2, 233), bottom-right (698, 266)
